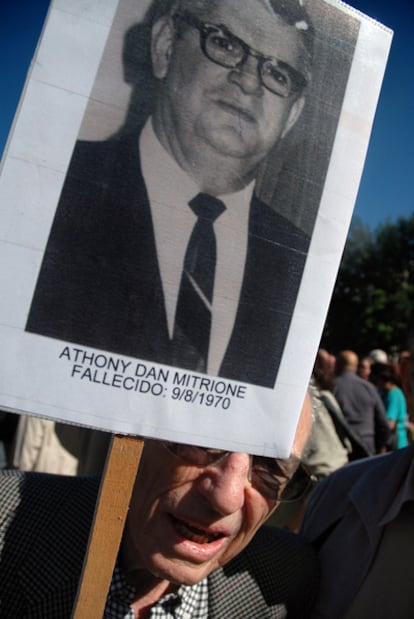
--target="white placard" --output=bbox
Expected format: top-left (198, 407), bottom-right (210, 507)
top-left (0, 0), bottom-right (392, 456)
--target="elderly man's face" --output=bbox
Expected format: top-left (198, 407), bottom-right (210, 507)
top-left (122, 444), bottom-right (276, 587)
top-left (151, 0), bottom-right (307, 182)
top-left (121, 397), bottom-right (311, 587)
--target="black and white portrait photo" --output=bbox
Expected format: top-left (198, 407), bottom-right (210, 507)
top-left (25, 0), bottom-right (359, 388)
top-left (0, 0), bottom-right (392, 450)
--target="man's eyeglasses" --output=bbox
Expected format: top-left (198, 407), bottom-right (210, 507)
top-left (173, 11), bottom-right (307, 99)
top-left (162, 442), bottom-right (314, 502)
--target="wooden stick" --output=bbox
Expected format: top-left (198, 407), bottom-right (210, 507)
top-left (72, 434), bottom-right (144, 619)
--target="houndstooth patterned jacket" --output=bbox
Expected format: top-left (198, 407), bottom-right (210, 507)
top-left (0, 470), bottom-right (318, 618)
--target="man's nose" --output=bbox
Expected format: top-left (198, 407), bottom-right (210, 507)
top-left (197, 453), bottom-right (251, 515)
top-left (227, 55), bottom-right (263, 96)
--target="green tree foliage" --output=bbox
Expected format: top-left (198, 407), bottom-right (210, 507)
top-left (322, 214), bottom-right (414, 355)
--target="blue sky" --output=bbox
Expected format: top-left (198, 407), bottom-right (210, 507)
top-left (1, 0), bottom-right (413, 231)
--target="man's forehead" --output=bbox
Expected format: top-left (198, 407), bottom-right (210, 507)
top-left (195, 0), bottom-right (309, 69)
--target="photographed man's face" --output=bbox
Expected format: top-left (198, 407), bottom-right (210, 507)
top-left (122, 442), bottom-right (275, 586)
top-left (121, 397), bottom-right (311, 587)
top-left (151, 0), bottom-right (307, 184)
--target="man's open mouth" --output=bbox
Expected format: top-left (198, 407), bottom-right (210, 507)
top-left (171, 515), bottom-right (224, 544)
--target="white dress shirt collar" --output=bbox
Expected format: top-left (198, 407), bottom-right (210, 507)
top-left (140, 118), bottom-right (253, 375)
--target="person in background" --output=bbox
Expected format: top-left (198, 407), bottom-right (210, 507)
top-left (313, 350), bottom-right (370, 462)
top-left (0, 412), bottom-right (18, 469)
top-left (368, 348), bottom-right (388, 365)
top-left (11, 416), bottom-right (111, 475)
top-left (377, 364), bottom-right (409, 450)
top-left (11, 416), bottom-right (79, 475)
top-left (334, 350), bottom-right (390, 455)
top-left (399, 351), bottom-right (414, 440)
top-left (357, 356), bottom-right (373, 381)
top-left (269, 348), bottom-right (369, 532)
top-left (301, 442), bottom-right (414, 618)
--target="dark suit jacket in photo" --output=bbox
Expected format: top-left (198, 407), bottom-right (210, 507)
top-left (26, 135), bottom-right (310, 388)
top-left (0, 470), bottom-right (318, 618)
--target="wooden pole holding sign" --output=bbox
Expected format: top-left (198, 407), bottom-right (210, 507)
top-left (72, 434), bottom-right (144, 619)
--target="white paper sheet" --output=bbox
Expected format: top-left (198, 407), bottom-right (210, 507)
top-left (0, 0), bottom-right (392, 456)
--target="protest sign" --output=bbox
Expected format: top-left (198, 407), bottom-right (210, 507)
top-left (0, 0), bottom-right (392, 457)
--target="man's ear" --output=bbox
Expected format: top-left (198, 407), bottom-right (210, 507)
top-left (151, 16), bottom-right (175, 79)
top-left (281, 95), bottom-right (305, 139)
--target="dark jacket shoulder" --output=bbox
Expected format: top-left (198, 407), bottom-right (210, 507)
top-left (302, 445), bottom-right (414, 542)
top-left (0, 470), bottom-right (99, 618)
top-left (209, 525), bottom-right (318, 618)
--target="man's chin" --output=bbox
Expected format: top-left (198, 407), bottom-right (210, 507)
top-left (148, 555), bottom-right (220, 586)
top-left (207, 133), bottom-right (259, 160)
top-left (194, 118), bottom-right (260, 160)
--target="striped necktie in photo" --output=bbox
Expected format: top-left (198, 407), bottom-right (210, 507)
top-left (170, 193), bottom-right (226, 372)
